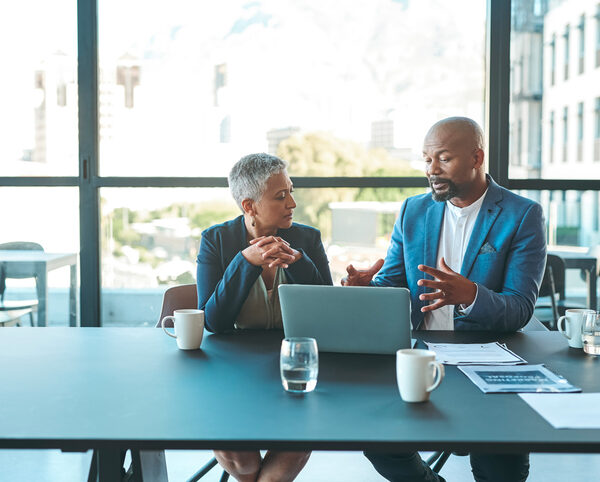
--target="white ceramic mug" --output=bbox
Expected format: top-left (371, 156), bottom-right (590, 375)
top-left (161, 309), bottom-right (205, 350)
top-left (396, 349), bottom-right (444, 403)
top-left (557, 309), bottom-right (594, 349)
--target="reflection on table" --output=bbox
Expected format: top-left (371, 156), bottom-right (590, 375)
top-left (0, 250), bottom-right (78, 327)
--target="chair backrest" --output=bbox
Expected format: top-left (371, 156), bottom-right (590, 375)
top-left (537, 253), bottom-right (568, 328)
top-left (0, 242), bottom-right (44, 301)
top-left (539, 254), bottom-right (566, 299)
top-left (538, 264), bottom-right (555, 298)
top-left (0, 242), bottom-right (43, 251)
top-left (155, 284), bottom-right (198, 328)
top-left (587, 245), bottom-right (600, 278)
top-left (0, 242), bottom-right (44, 279)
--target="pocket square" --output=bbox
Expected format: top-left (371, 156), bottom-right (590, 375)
top-left (479, 242), bottom-right (496, 254)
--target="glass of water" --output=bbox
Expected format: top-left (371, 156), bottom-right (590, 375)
top-left (280, 337), bottom-right (318, 393)
top-left (582, 311), bottom-right (600, 355)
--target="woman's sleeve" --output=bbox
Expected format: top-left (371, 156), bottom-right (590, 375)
top-left (284, 229), bottom-right (333, 286)
top-left (196, 234), bottom-right (261, 333)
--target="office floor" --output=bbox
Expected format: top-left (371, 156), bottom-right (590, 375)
top-left (0, 449), bottom-right (599, 481)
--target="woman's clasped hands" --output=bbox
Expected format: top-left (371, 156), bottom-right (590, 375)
top-left (243, 235), bottom-right (302, 268)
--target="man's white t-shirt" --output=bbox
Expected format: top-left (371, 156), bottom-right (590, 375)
top-left (422, 188), bottom-right (488, 330)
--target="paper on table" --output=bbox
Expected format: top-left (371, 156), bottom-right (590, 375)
top-left (519, 393), bottom-right (600, 429)
top-left (424, 342), bottom-right (526, 365)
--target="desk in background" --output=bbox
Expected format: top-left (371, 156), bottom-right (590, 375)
top-left (549, 249), bottom-right (597, 310)
top-left (0, 251), bottom-right (78, 327)
top-left (1, 328), bottom-right (600, 481)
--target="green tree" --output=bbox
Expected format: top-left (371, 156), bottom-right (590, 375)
top-left (278, 132), bottom-right (364, 236)
top-left (103, 206), bottom-right (142, 256)
top-left (278, 132), bottom-right (425, 238)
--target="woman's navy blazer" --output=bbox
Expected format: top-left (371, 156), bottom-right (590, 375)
top-left (196, 215), bottom-right (333, 333)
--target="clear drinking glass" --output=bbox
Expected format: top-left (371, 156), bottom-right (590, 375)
top-left (280, 337), bottom-right (318, 393)
top-left (582, 311), bottom-right (600, 355)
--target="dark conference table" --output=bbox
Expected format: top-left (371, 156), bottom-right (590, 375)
top-left (1, 328), bottom-right (600, 480)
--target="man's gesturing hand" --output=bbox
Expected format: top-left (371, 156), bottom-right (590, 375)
top-left (417, 257), bottom-right (477, 312)
top-left (341, 258), bottom-right (385, 286)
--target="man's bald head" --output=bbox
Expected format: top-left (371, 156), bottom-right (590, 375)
top-left (425, 117), bottom-right (485, 152)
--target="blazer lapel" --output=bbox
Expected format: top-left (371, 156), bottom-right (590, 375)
top-left (460, 180), bottom-right (503, 278)
top-left (226, 215), bottom-right (248, 268)
top-left (424, 202), bottom-right (445, 279)
top-left (237, 215), bottom-right (248, 250)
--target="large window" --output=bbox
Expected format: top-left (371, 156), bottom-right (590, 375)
top-left (520, 189), bottom-right (600, 301)
top-left (0, 1), bottom-right (78, 176)
top-left (510, 0), bottom-right (600, 179)
top-left (0, 188), bottom-right (79, 325)
top-left (97, 0), bottom-right (485, 178)
top-left (0, 1), bottom-right (79, 327)
top-left (3, 1), bottom-right (599, 326)
top-left (93, 0), bottom-right (486, 325)
top-left (101, 186), bottom-right (425, 326)
top-left (508, 0), bottom-right (600, 310)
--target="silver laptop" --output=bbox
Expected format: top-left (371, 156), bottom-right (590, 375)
top-left (279, 285), bottom-right (412, 355)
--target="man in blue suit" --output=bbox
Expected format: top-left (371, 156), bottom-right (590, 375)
top-left (344, 117), bottom-right (546, 482)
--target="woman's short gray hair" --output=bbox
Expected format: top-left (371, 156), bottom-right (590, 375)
top-left (228, 153), bottom-right (288, 210)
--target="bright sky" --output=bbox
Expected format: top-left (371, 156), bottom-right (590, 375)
top-left (1, 0), bottom-right (485, 170)
top-left (1, 0), bottom-right (486, 213)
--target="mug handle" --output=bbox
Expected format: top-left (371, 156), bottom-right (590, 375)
top-left (426, 361), bottom-right (445, 393)
top-left (557, 316), bottom-right (570, 340)
top-left (161, 316), bottom-right (177, 339)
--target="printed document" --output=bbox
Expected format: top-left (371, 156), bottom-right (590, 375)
top-left (424, 342), bottom-right (526, 365)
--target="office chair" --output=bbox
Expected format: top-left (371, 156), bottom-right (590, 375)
top-left (155, 284), bottom-right (229, 482)
top-left (536, 258), bottom-right (560, 328)
top-left (0, 241), bottom-right (43, 326)
top-left (425, 315), bottom-right (548, 476)
top-left (536, 254), bottom-right (586, 329)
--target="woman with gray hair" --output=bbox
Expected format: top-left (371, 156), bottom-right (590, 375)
top-left (196, 153), bottom-right (332, 481)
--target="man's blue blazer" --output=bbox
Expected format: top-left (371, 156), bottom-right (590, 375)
top-left (372, 176), bottom-right (547, 331)
top-left (197, 215), bottom-right (333, 333)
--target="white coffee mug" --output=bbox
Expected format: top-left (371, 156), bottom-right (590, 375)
top-left (396, 349), bottom-right (445, 403)
top-left (557, 309), bottom-right (594, 349)
top-left (161, 309), bottom-right (205, 350)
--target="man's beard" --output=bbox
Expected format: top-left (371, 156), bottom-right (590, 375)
top-left (429, 177), bottom-right (459, 202)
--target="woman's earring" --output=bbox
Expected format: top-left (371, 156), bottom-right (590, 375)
top-left (251, 216), bottom-right (256, 227)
